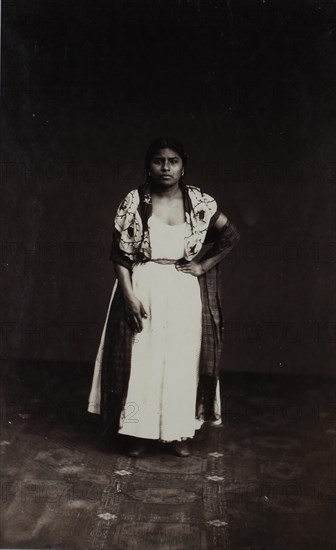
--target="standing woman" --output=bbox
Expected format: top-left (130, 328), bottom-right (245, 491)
top-left (88, 137), bottom-right (240, 457)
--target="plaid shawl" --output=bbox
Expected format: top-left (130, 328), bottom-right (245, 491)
top-left (100, 183), bottom-right (240, 433)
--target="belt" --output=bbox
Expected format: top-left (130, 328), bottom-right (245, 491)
top-left (134, 258), bottom-right (184, 267)
top-left (148, 258), bottom-right (180, 265)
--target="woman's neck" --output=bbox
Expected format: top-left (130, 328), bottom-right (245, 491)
top-left (150, 181), bottom-right (183, 199)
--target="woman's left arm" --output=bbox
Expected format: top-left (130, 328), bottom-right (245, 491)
top-left (175, 213), bottom-right (240, 276)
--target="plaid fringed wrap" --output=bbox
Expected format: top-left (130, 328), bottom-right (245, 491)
top-left (196, 219), bottom-right (240, 419)
top-left (100, 183), bottom-right (240, 432)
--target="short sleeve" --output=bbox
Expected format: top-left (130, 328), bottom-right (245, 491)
top-left (114, 189), bottom-right (140, 233)
top-left (109, 189), bottom-right (140, 271)
top-left (201, 192), bottom-right (218, 217)
top-left (201, 192), bottom-right (221, 230)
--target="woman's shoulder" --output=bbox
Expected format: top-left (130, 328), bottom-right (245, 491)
top-left (116, 188), bottom-right (140, 210)
top-left (121, 188), bottom-right (140, 200)
top-left (186, 184), bottom-right (215, 198)
top-left (186, 185), bottom-right (217, 211)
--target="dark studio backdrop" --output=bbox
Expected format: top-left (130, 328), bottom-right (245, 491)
top-left (1, 0), bottom-right (336, 376)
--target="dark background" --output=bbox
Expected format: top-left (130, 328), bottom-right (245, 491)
top-left (1, 0), bottom-right (336, 375)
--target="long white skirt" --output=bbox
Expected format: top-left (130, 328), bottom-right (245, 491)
top-left (118, 261), bottom-right (203, 442)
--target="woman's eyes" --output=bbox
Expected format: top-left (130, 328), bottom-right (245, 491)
top-left (153, 159), bottom-right (180, 165)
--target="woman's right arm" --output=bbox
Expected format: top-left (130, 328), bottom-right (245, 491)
top-left (113, 263), bottom-right (148, 333)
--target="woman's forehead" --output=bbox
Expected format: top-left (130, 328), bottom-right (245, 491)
top-left (152, 148), bottom-right (182, 159)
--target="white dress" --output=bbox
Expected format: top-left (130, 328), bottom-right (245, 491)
top-left (118, 213), bottom-right (203, 442)
top-left (88, 212), bottom-right (222, 438)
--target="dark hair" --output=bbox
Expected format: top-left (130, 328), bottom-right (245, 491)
top-left (145, 137), bottom-right (188, 173)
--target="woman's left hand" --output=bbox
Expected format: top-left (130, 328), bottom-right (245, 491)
top-left (175, 259), bottom-right (204, 277)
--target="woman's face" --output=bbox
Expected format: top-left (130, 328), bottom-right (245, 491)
top-left (148, 148), bottom-right (184, 187)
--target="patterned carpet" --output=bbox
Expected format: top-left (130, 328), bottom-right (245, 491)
top-left (1, 363), bottom-right (336, 549)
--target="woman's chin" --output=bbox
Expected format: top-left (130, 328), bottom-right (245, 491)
top-left (153, 178), bottom-right (179, 187)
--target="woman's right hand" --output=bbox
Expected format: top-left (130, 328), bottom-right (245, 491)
top-left (124, 294), bottom-right (148, 332)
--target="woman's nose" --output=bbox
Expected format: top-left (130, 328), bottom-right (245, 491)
top-left (162, 160), bottom-right (170, 171)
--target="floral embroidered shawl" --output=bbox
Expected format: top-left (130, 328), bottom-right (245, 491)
top-left (112, 182), bottom-right (221, 266)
